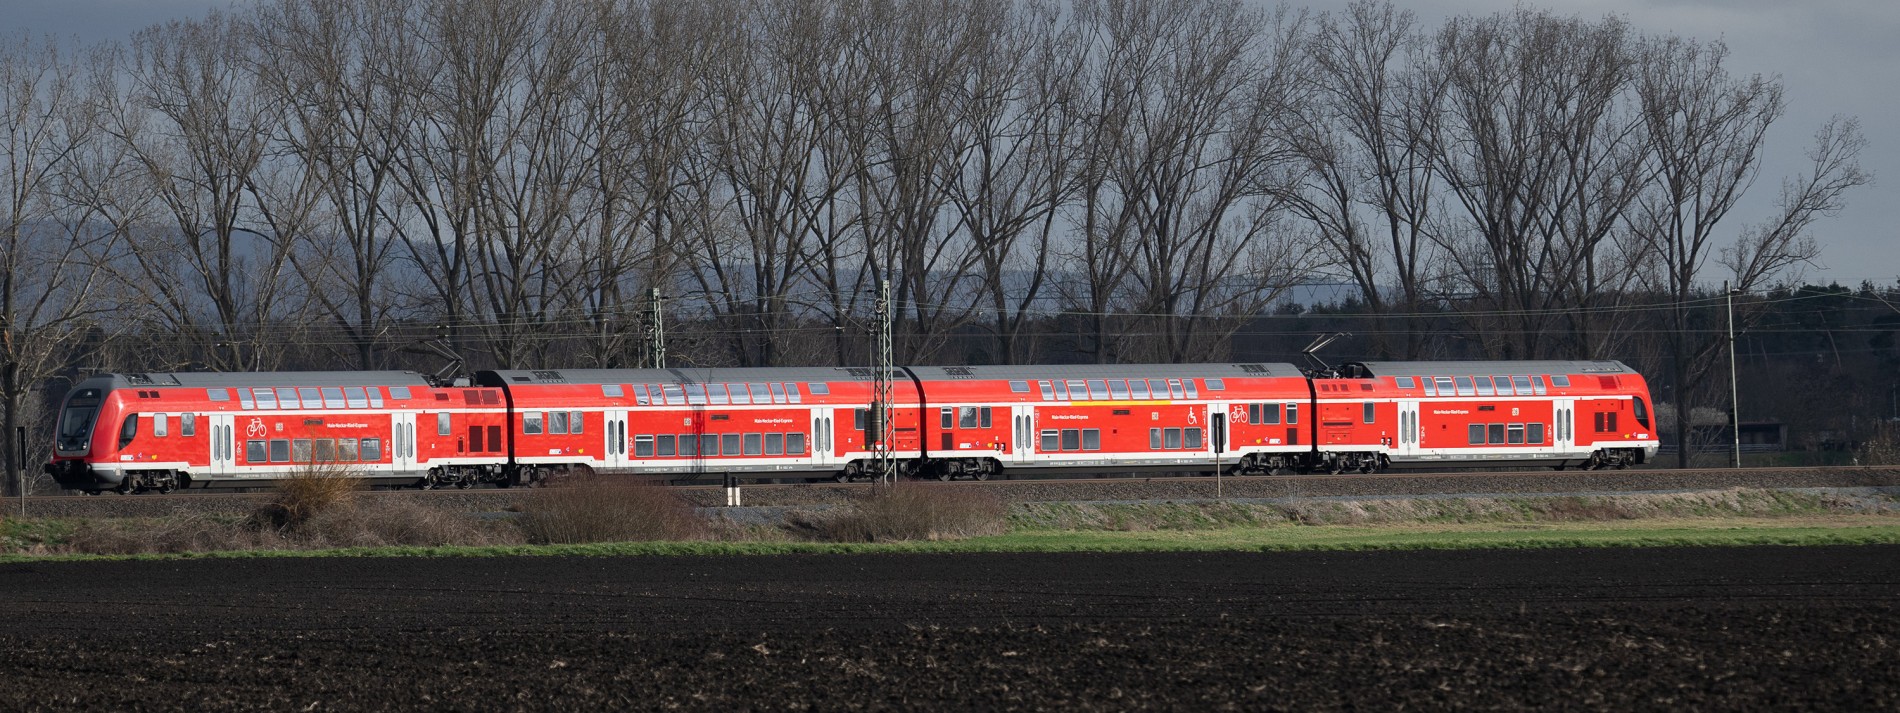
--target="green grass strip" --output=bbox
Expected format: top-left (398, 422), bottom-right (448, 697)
top-left (6, 521), bottom-right (1900, 563)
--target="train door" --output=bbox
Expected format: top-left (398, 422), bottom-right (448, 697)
top-left (603, 409), bottom-right (629, 470)
top-left (1397, 401), bottom-right (1420, 459)
top-left (391, 412), bottom-right (418, 475)
top-left (1552, 398), bottom-right (1575, 455)
top-left (208, 413), bottom-right (236, 476)
top-left (811, 408), bottom-right (835, 468)
top-left (1011, 405), bottom-right (1034, 467)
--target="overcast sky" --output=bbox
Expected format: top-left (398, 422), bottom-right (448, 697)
top-left (9, 0), bottom-right (1894, 288)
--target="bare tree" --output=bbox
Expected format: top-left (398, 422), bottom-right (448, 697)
top-left (0, 36), bottom-right (126, 493)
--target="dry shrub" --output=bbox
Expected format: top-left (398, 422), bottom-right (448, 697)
top-left (252, 464), bottom-right (366, 531)
top-left (514, 476), bottom-right (704, 544)
top-left (65, 513), bottom-right (269, 555)
top-left (803, 483), bottom-right (1008, 542)
top-left (301, 498), bottom-right (523, 549)
top-left (1857, 422), bottom-right (1900, 466)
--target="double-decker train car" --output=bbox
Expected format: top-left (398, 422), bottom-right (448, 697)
top-left (44, 360), bottom-right (1660, 494)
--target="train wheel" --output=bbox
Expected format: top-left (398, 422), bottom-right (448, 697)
top-left (85, 490), bottom-right (101, 496)
top-left (833, 472), bottom-right (850, 484)
top-left (972, 471), bottom-right (990, 482)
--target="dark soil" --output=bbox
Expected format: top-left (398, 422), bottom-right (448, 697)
top-left (1, 546), bottom-right (1895, 710)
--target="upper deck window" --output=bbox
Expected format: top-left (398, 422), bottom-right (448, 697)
top-left (662, 384), bottom-right (685, 404)
top-left (750, 383), bottom-right (772, 404)
top-left (1511, 376), bottom-right (1533, 395)
top-left (1395, 377), bottom-right (1416, 389)
top-left (1131, 380), bottom-right (1151, 399)
top-left (277, 387), bottom-right (301, 409)
top-left (1108, 380), bottom-right (1129, 399)
top-left (807, 382), bottom-right (828, 396)
top-left (345, 387), bottom-right (369, 409)
top-left (784, 383), bottom-right (802, 403)
top-left (368, 388), bottom-right (384, 408)
top-left (390, 386), bottom-right (412, 401)
top-left (208, 389), bottom-right (230, 402)
top-left (252, 388), bottom-right (278, 410)
top-left (602, 384), bottom-right (624, 398)
top-left (1087, 380), bottom-right (1108, 400)
top-left (1185, 380), bottom-right (1199, 399)
top-left (1205, 378), bottom-right (1225, 391)
top-left (1039, 381), bottom-right (1054, 400)
top-left (1532, 377), bottom-right (1547, 395)
top-left (322, 387), bottom-right (346, 408)
top-left (708, 383), bottom-right (729, 405)
top-left (1009, 380), bottom-right (1029, 394)
top-left (1474, 377), bottom-right (1494, 396)
top-left (1550, 375), bottom-right (1571, 388)
top-left (684, 384), bottom-right (707, 405)
top-left (1454, 377), bottom-right (1474, 396)
top-left (238, 389), bottom-right (255, 409)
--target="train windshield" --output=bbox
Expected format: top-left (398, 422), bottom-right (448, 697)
top-left (56, 389), bottom-right (103, 452)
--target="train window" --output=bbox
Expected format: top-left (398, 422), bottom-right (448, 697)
top-left (1062, 380), bottom-right (1082, 399)
top-left (742, 383), bottom-right (764, 404)
top-left (246, 440), bottom-right (266, 462)
top-left (652, 435), bottom-right (672, 456)
top-left (1607, 412), bottom-right (1618, 431)
top-left (1422, 379), bottom-right (1436, 396)
top-left (1129, 380), bottom-right (1149, 399)
top-left (1166, 379), bottom-right (1183, 399)
top-left (1475, 377), bottom-right (1494, 396)
top-left (367, 388), bottom-right (384, 408)
top-left (788, 433), bottom-right (806, 455)
top-left (1508, 424), bottom-right (1525, 444)
top-left (1454, 377), bottom-right (1474, 396)
top-left (1082, 429), bottom-right (1101, 450)
top-left (721, 433), bottom-right (741, 456)
top-left (1488, 424), bottom-right (1505, 444)
top-left (729, 384), bottom-right (750, 404)
top-left (677, 434), bottom-right (696, 456)
top-left (634, 435), bottom-right (654, 457)
top-left (312, 439), bottom-right (336, 462)
top-left (524, 413), bottom-right (543, 434)
top-left (1247, 404), bottom-right (1260, 424)
top-left (1082, 380), bottom-right (1103, 400)
top-left (290, 439), bottom-right (312, 463)
top-left (1061, 429), bottom-right (1081, 451)
top-left (568, 411), bottom-right (582, 434)
top-left (1532, 377), bottom-right (1547, 395)
top-left (1053, 381), bottom-right (1069, 400)
top-left (182, 413), bottom-right (196, 437)
top-left (1150, 428), bottom-right (1162, 449)
top-left (153, 414), bottom-right (168, 437)
top-left (317, 388), bottom-right (341, 408)
top-left (270, 387), bottom-right (296, 409)
top-left (390, 387), bottom-right (412, 401)
top-left (1396, 377), bottom-right (1416, 389)
top-left (345, 387), bottom-right (368, 408)
top-left (362, 438), bottom-right (382, 461)
top-left (662, 385), bottom-right (685, 404)
top-left (1263, 403), bottom-right (1282, 425)
top-left (1364, 403), bottom-right (1375, 424)
top-left (980, 407), bottom-right (992, 428)
top-left (251, 388), bottom-right (276, 410)
top-left (237, 389), bottom-right (255, 409)
top-left (770, 383), bottom-right (786, 403)
top-left (684, 384), bottom-right (707, 405)
top-left (1109, 380), bottom-right (1130, 399)
top-left (1183, 380), bottom-right (1198, 399)
top-left (1205, 378), bottom-right (1224, 391)
top-left (765, 433), bottom-right (784, 455)
top-left (1550, 375), bottom-right (1570, 388)
top-left (694, 434), bottom-right (714, 455)
top-left (270, 439), bottom-right (290, 462)
top-left (1431, 377), bottom-right (1452, 395)
top-left (633, 384), bottom-right (650, 405)
top-left (1527, 423), bottom-right (1544, 444)
top-left (941, 409), bottom-right (953, 429)
top-left (1509, 376), bottom-right (1531, 395)
top-left (550, 411), bottom-right (568, 434)
top-left (803, 383), bottom-right (823, 397)
top-left (854, 409), bottom-right (867, 431)
top-left (1468, 424), bottom-right (1485, 445)
top-left (1185, 428), bottom-right (1203, 449)
top-left (960, 407), bottom-right (979, 429)
top-left (708, 383), bottom-right (730, 405)
top-left (601, 384), bottom-right (623, 399)
top-left (438, 412), bottom-right (451, 436)
top-left (1039, 381), bottom-right (1054, 400)
top-left (785, 383), bottom-right (803, 404)
top-left (1165, 428), bottom-right (1182, 449)
top-left (208, 388), bottom-right (230, 402)
top-left (1010, 380), bottom-right (1029, 394)
top-left (1633, 398), bottom-right (1650, 428)
top-left (745, 434), bottom-right (765, 455)
top-left (336, 438), bottom-right (358, 461)
top-left (1040, 429), bottom-right (1058, 451)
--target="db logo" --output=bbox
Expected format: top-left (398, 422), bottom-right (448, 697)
top-left (246, 418), bottom-right (266, 438)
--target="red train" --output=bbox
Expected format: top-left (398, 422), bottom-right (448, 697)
top-left (44, 361), bottom-right (1660, 493)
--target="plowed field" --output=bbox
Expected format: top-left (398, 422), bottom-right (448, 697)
top-left (2, 546), bottom-right (1895, 710)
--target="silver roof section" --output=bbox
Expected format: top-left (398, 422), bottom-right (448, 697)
top-left (1344, 360), bottom-right (1638, 377)
top-left (477, 367), bottom-right (892, 387)
top-left (91, 371), bottom-right (432, 389)
top-left (907, 363), bottom-right (1305, 381)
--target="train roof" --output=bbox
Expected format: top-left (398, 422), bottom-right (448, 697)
top-left (85, 371), bottom-right (433, 389)
top-left (477, 367), bottom-right (886, 387)
top-left (1343, 360), bottom-right (1638, 377)
top-left (902, 363), bottom-right (1306, 381)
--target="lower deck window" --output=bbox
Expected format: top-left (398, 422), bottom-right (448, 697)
top-left (634, 435), bottom-right (654, 457)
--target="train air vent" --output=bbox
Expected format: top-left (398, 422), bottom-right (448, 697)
top-left (531, 370), bottom-right (565, 382)
top-left (125, 373), bottom-right (153, 385)
top-left (943, 367), bottom-right (973, 376)
top-left (845, 368), bottom-right (875, 378)
top-left (512, 376), bottom-right (530, 382)
top-left (1239, 364), bottom-right (1269, 373)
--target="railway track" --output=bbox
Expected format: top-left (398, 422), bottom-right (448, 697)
top-left (13, 465), bottom-right (1900, 518)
